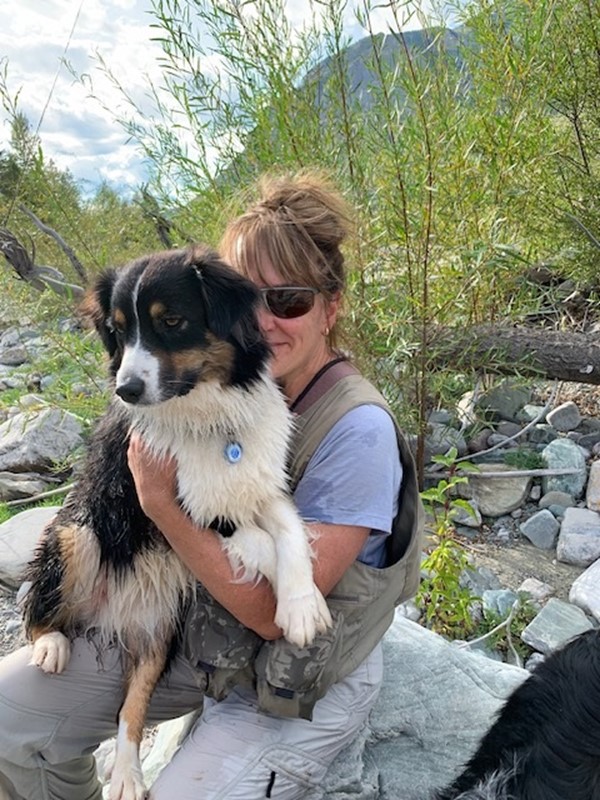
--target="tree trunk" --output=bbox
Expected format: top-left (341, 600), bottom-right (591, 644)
top-left (427, 325), bottom-right (600, 385)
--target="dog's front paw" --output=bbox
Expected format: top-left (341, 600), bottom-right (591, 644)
top-left (108, 759), bottom-right (147, 800)
top-left (276, 587), bottom-right (333, 648)
top-left (31, 631), bottom-right (71, 673)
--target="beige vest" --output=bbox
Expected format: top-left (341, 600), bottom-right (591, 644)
top-left (183, 371), bottom-right (425, 720)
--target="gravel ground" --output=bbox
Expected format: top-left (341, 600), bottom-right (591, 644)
top-left (0, 586), bottom-right (26, 658)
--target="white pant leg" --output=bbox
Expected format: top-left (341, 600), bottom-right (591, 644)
top-left (150, 643), bottom-right (383, 800)
top-left (0, 637), bottom-right (206, 800)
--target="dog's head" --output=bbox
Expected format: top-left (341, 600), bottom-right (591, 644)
top-left (80, 245), bottom-right (269, 405)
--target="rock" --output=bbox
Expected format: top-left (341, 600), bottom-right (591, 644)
top-left (0, 408), bottom-right (83, 472)
top-left (497, 421), bottom-right (522, 438)
top-left (396, 600), bottom-right (421, 622)
top-left (451, 499), bottom-right (481, 528)
top-left (427, 410), bottom-right (453, 426)
top-left (325, 618), bottom-right (527, 799)
top-left (0, 471), bottom-right (54, 502)
top-left (541, 438), bottom-right (587, 499)
top-left (546, 401), bottom-right (582, 432)
top-left (518, 577), bottom-right (554, 605)
top-left (578, 431), bottom-right (600, 450)
top-left (517, 404), bottom-right (547, 424)
top-left (424, 423), bottom-right (468, 460)
top-left (139, 713), bottom-right (198, 790)
top-left (539, 490), bottom-right (575, 510)
top-left (487, 433), bottom-right (512, 448)
top-left (520, 597), bottom-right (594, 654)
top-left (528, 424), bottom-right (558, 445)
top-left (586, 460), bottom-right (600, 511)
top-left (0, 346), bottom-right (28, 366)
top-left (0, 506), bottom-right (59, 589)
top-left (466, 427), bottom-right (494, 454)
top-left (482, 589), bottom-right (518, 619)
top-left (459, 463), bottom-right (531, 517)
top-left (557, 507), bottom-right (600, 566)
top-left (569, 560), bottom-right (600, 623)
top-left (460, 565), bottom-right (502, 596)
top-left (475, 380), bottom-right (532, 424)
top-left (519, 509), bottom-right (560, 550)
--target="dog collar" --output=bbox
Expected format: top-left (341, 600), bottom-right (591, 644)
top-left (224, 441), bottom-right (243, 464)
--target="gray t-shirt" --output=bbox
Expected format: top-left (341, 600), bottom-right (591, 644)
top-left (293, 404), bottom-right (402, 568)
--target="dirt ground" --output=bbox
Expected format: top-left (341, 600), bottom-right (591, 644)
top-left (467, 536), bottom-right (584, 601)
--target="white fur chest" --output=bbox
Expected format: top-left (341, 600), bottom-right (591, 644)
top-left (131, 373), bottom-right (294, 527)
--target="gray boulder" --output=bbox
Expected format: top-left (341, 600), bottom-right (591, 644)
top-left (459, 463), bottom-right (531, 517)
top-left (541, 438), bottom-right (587, 499)
top-left (0, 506), bottom-right (59, 589)
top-left (0, 408), bottom-right (83, 472)
top-left (557, 507), bottom-right (600, 566)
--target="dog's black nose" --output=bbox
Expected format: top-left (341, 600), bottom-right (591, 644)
top-left (115, 377), bottom-right (146, 404)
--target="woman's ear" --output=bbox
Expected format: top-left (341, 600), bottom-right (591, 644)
top-left (325, 291), bottom-right (341, 333)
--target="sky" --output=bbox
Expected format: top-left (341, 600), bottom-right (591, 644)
top-left (0, 0), bottom-right (439, 198)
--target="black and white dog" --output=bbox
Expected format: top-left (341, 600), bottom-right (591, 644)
top-left (435, 628), bottom-right (600, 799)
top-left (23, 246), bottom-right (331, 800)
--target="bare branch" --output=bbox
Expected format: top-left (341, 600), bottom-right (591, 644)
top-left (0, 226), bottom-right (85, 300)
top-left (18, 203), bottom-right (88, 285)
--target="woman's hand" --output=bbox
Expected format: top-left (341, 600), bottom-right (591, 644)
top-left (127, 433), bottom-right (179, 526)
top-left (127, 433), bottom-right (282, 637)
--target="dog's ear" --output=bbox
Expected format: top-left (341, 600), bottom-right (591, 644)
top-left (79, 269), bottom-right (118, 356)
top-left (192, 252), bottom-right (259, 339)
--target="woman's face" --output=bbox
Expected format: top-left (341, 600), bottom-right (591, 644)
top-left (248, 259), bottom-right (339, 396)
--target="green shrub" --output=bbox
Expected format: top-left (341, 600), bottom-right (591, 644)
top-left (417, 448), bottom-right (481, 639)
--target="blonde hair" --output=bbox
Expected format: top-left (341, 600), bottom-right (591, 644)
top-left (220, 171), bottom-right (352, 303)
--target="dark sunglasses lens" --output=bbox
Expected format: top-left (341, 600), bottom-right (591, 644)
top-left (264, 289), bottom-right (316, 319)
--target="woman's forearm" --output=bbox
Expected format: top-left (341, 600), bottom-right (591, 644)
top-left (151, 501), bottom-right (282, 639)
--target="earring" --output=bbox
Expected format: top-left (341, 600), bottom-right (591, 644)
top-left (324, 326), bottom-right (330, 337)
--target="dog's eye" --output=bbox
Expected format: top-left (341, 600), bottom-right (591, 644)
top-left (162, 316), bottom-right (183, 329)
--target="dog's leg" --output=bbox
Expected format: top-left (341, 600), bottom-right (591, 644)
top-left (109, 645), bottom-right (168, 800)
top-left (222, 525), bottom-right (278, 587)
top-left (258, 496), bottom-right (332, 648)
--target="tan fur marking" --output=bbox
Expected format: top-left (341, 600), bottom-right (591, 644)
top-left (120, 650), bottom-right (168, 745)
top-left (56, 524), bottom-right (83, 598)
top-left (149, 301), bottom-right (167, 319)
top-left (168, 333), bottom-right (234, 384)
top-left (29, 624), bottom-right (56, 642)
top-left (113, 307), bottom-right (126, 329)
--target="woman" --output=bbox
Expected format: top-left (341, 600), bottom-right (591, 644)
top-left (0, 172), bottom-right (423, 800)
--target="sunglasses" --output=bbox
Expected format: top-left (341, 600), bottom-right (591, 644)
top-left (258, 286), bottom-right (320, 319)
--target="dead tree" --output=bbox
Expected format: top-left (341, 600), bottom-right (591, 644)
top-left (427, 325), bottom-right (600, 385)
top-left (0, 205), bottom-right (86, 301)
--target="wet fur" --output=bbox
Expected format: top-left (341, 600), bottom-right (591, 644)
top-left (23, 245), bottom-right (331, 800)
top-left (435, 628), bottom-right (600, 799)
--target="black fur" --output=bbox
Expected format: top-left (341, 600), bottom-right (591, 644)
top-left (435, 628), bottom-right (600, 800)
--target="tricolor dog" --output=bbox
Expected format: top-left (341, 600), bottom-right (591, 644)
top-left (23, 246), bottom-right (331, 800)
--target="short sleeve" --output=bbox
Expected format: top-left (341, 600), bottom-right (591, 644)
top-left (293, 405), bottom-right (402, 566)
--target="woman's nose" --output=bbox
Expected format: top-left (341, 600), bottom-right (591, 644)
top-left (257, 305), bottom-right (275, 332)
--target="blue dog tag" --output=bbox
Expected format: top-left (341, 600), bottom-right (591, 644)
top-left (224, 441), bottom-right (243, 464)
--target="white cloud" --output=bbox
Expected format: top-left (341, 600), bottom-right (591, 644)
top-left (0, 0), bottom-right (447, 197)
top-left (0, 0), bottom-right (160, 195)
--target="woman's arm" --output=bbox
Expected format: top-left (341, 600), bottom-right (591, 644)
top-left (127, 434), bottom-right (369, 640)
